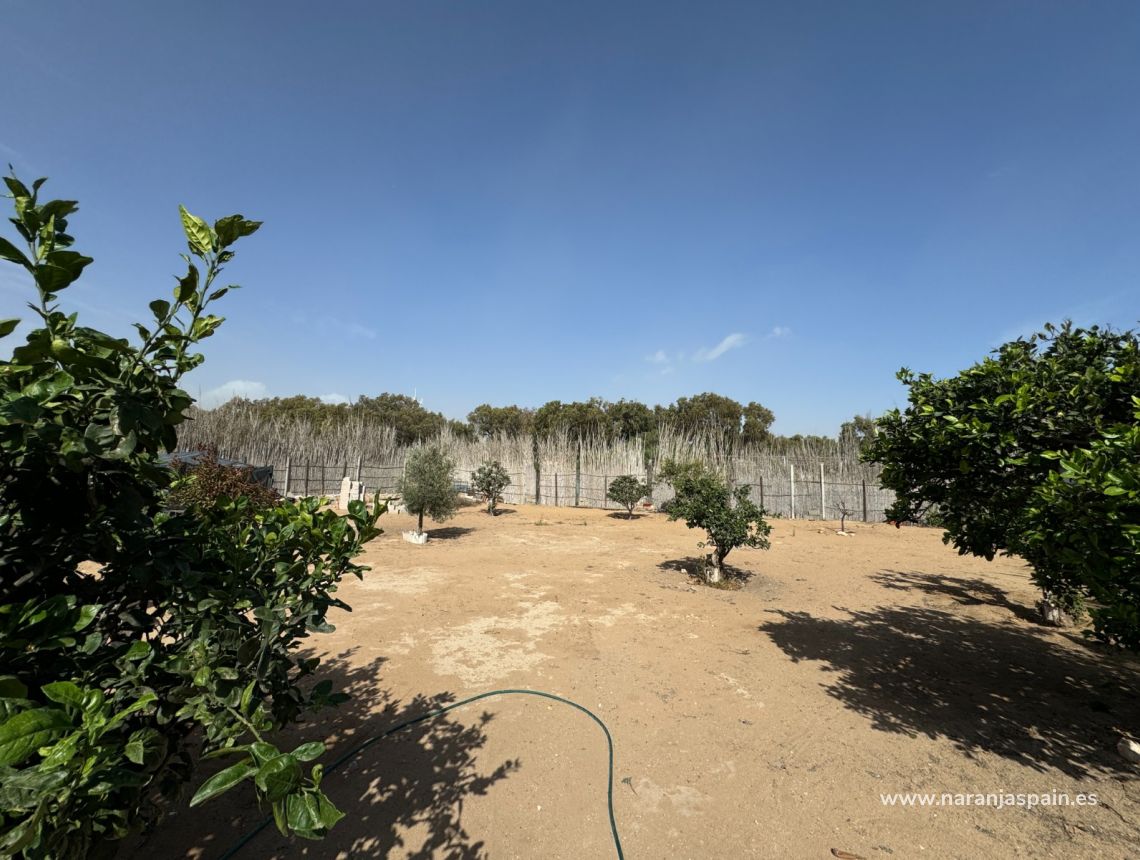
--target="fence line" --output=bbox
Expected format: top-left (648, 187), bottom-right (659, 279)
top-left (236, 457), bottom-right (895, 522)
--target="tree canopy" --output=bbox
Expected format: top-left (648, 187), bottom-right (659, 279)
top-left (868, 323), bottom-right (1140, 648)
top-left (400, 446), bottom-right (459, 534)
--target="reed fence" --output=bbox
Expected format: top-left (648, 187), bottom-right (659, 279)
top-left (177, 404), bottom-right (895, 521)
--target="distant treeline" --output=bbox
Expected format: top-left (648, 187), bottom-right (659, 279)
top-left (207, 392), bottom-right (877, 454)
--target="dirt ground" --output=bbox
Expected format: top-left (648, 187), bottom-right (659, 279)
top-left (129, 503), bottom-right (1140, 860)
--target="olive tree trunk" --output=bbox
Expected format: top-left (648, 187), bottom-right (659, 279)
top-left (704, 548), bottom-right (726, 584)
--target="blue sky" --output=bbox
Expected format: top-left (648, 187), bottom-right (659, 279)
top-left (1, 1), bottom-right (1137, 435)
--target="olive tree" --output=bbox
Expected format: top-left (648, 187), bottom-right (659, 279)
top-left (868, 323), bottom-right (1140, 647)
top-left (400, 446), bottom-right (458, 535)
top-left (471, 460), bottom-right (511, 515)
top-left (607, 475), bottom-right (650, 519)
top-left (665, 468), bottom-right (771, 584)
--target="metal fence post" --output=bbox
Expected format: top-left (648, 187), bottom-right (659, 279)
top-left (356, 455), bottom-right (363, 483)
top-left (758, 474), bottom-right (764, 510)
top-left (554, 473), bottom-right (559, 507)
top-left (820, 462), bottom-right (825, 520)
top-left (790, 463), bottom-right (796, 520)
top-left (862, 479), bottom-right (868, 522)
top-left (284, 457), bottom-right (291, 497)
top-left (303, 462), bottom-right (310, 497)
top-left (603, 474), bottom-right (608, 509)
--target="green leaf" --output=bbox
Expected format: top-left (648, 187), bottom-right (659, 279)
top-left (0, 708), bottom-right (73, 766)
top-left (175, 264), bottom-right (199, 303)
top-left (0, 676), bottom-right (28, 699)
top-left (34, 251), bottom-right (92, 293)
top-left (189, 760), bottom-right (257, 806)
top-left (291, 741), bottom-right (325, 762)
top-left (179, 205), bottom-right (215, 255)
top-left (285, 792), bottom-right (319, 833)
top-left (41, 681), bottom-right (84, 710)
top-left (314, 791), bottom-right (345, 829)
top-left (249, 742), bottom-right (278, 765)
top-left (72, 603), bottom-right (100, 632)
top-left (239, 680), bottom-right (256, 715)
top-left (0, 237), bottom-right (32, 269)
top-left (0, 318), bottom-right (19, 338)
top-left (1103, 486), bottom-right (1127, 496)
top-left (124, 640), bottom-right (152, 661)
top-left (255, 753), bottom-right (302, 802)
top-left (3, 176), bottom-right (30, 198)
top-left (149, 299), bottom-right (170, 321)
top-left (125, 728), bottom-right (168, 770)
top-left (214, 214), bottom-right (262, 249)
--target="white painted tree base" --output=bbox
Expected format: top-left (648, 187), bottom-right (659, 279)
top-left (402, 530), bottom-right (428, 545)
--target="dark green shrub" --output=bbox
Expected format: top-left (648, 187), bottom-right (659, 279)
top-left (471, 461), bottom-right (511, 515)
top-left (0, 175), bottom-right (385, 857)
top-left (607, 475), bottom-right (650, 519)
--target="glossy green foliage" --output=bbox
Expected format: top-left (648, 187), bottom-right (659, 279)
top-left (664, 464), bottom-right (772, 579)
top-left (867, 323), bottom-right (1140, 647)
top-left (0, 175), bottom-right (385, 856)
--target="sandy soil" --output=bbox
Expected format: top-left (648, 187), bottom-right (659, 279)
top-left (127, 503), bottom-right (1140, 860)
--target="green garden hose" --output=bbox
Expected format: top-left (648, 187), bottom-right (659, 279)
top-left (218, 688), bottom-right (625, 859)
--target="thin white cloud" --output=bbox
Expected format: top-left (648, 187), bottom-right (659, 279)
top-left (646, 349), bottom-right (669, 364)
top-left (693, 332), bottom-right (747, 362)
top-left (347, 322), bottom-right (377, 340)
top-left (767, 326), bottom-right (791, 339)
top-left (198, 379), bottom-right (268, 409)
top-left (319, 392), bottom-right (349, 404)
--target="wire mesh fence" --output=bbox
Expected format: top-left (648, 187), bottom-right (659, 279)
top-left (246, 456), bottom-right (895, 522)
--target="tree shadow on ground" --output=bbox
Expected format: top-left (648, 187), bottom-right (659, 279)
top-left (128, 649), bottom-right (518, 859)
top-left (427, 526), bottom-right (476, 541)
top-left (484, 508), bottom-right (517, 516)
top-left (870, 568), bottom-right (1042, 624)
top-left (658, 556), bottom-right (754, 588)
top-left (606, 511), bottom-right (645, 520)
top-left (759, 606), bottom-right (1140, 779)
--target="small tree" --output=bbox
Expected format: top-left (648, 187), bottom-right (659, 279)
top-left (471, 460), bottom-right (511, 515)
top-left (666, 471), bottom-right (771, 584)
top-left (607, 475), bottom-right (650, 519)
top-left (833, 497), bottom-right (857, 534)
top-left (400, 446), bottom-right (458, 534)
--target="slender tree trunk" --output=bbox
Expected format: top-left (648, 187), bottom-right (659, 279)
top-left (705, 553), bottom-right (723, 584)
top-left (418, 509), bottom-right (424, 534)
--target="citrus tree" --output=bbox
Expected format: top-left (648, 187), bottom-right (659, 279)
top-left (471, 460), bottom-right (510, 515)
top-left (665, 467), bottom-right (771, 584)
top-left (607, 475), bottom-right (650, 519)
top-left (0, 175), bottom-right (385, 857)
top-left (868, 323), bottom-right (1140, 647)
